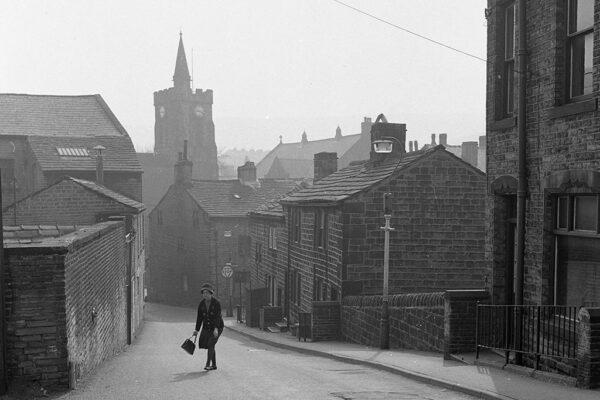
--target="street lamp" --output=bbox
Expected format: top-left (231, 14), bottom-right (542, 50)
top-left (379, 192), bottom-right (394, 349)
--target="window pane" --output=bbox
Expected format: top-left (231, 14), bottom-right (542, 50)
top-left (569, 0), bottom-right (594, 33)
top-left (557, 197), bottom-right (568, 229)
top-left (504, 4), bottom-right (515, 59)
top-left (556, 236), bottom-right (600, 306)
top-left (570, 33), bottom-right (593, 97)
top-left (505, 61), bottom-right (515, 114)
top-left (574, 196), bottom-right (597, 231)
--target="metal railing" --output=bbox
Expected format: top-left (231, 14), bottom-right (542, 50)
top-left (298, 312), bottom-right (311, 342)
top-left (476, 304), bottom-right (579, 369)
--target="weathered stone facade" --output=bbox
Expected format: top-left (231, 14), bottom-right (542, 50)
top-left (486, 1), bottom-right (600, 385)
top-left (282, 145), bottom-right (487, 325)
top-left (4, 222), bottom-right (128, 390)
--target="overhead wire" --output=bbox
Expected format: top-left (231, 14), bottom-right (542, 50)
top-left (331, 0), bottom-right (488, 64)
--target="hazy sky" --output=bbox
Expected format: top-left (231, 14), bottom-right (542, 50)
top-left (1, 1), bottom-right (487, 153)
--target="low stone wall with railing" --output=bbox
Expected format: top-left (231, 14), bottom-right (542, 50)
top-left (341, 292), bottom-right (445, 351)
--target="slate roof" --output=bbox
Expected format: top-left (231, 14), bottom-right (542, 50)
top-left (3, 224), bottom-right (81, 244)
top-left (250, 180), bottom-right (308, 218)
top-left (264, 157), bottom-right (314, 179)
top-left (69, 178), bottom-right (145, 211)
top-left (186, 179), bottom-right (305, 217)
top-left (27, 135), bottom-right (142, 172)
top-left (0, 94), bottom-right (126, 137)
top-left (256, 134), bottom-right (362, 178)
top-left (281, 147), bottom-right (442, 204)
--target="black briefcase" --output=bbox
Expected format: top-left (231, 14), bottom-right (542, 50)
top-left (181, 336), bottom-right (196, 355)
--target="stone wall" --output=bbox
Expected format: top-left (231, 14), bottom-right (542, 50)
top-left (312, 301), bottom-right (341, 341)
top-left (344, 150), bottom-right (487, 295)
top-left (341, 293), bottom-right (445, 351)
top-left (4, 221), bottom-right (128, 390)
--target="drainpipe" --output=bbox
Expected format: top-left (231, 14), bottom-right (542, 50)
top-left (515, 0), bottom-right (527, 365)
top-left (0, 173), bottom-right (7, 394)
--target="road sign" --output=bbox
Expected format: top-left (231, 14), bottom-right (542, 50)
top-left (222, 264), bottom-right (233, 278)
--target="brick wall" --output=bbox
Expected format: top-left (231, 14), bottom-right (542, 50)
top-left (577, 307), bottom-right (600, 389)
top-left (312, 301), bottom-right (340, 341)
top-left (4, 251), bottom-right (69, 388)
top-left (4, 179), bottom-right (136, 226)
top-left (4, 221), bottom-right (128, 390)
top-left (63, 222), bottom-right (128, 387)
top-left (249, 214), bottom-right (287, 309)
top-left (443, 290), bottom-right (490, 357)
top-left (286, 208), bottom-right (343, 324)
top-left (486, 0), bottom-right (600, 306)
top-left (341, 293), bottom-right (445, 351)
top-left (345, 151), bottom-right (487, 295)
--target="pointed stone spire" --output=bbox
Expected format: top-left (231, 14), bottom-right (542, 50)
top-left (301, 131), bottom-right (308, 144)
top-left (173, 32), bottom-right (191, 90)
top-left (335, 125), bottom-right (342, 140)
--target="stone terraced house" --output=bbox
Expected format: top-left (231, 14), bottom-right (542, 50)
top-left (484, 0), bottom-right (600, 387)
top-left (279, 119), bottom-right (487, 326)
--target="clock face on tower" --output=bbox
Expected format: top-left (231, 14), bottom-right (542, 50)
top-left (194, 104), bottom-right (204, 118)
top-left (159, 106), bottom-right (166, 118)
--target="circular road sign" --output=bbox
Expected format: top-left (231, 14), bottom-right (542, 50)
top-left (222, 265), bottom-right (234, 278)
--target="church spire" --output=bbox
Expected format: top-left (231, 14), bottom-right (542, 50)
top-left (173, 32), bottom-right (191, 90)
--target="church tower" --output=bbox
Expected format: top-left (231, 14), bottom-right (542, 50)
top-left (153, 33), bottom-right (218, 180)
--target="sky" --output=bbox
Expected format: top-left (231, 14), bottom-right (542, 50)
top-left (1, 0), bottom-right (488, 154)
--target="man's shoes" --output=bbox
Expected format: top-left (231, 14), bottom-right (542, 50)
top-left (205, 365), bottom-right (217, 370)
top-left (204, 365), bottom-right (211, 371)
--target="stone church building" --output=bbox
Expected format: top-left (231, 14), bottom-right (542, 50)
top-left (138, 34), bottom-right (219, 214)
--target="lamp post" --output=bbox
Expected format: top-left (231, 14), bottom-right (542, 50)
top-left (380, 192), bottom-right (394, 349)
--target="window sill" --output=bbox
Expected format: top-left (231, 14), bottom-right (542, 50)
top-left (490, 116), bottom-right (517, 130)
top-left (548, 98), bottom-right (597, 119)
top-left (553, 229), bottom-right (600, 238)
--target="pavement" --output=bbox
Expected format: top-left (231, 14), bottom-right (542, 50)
top-left (224, 318), bottom-right (600, 400)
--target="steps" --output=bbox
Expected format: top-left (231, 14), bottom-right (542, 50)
top-left (266, 321), bottom-right (291, 333)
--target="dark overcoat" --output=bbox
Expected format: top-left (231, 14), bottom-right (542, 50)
top-left (195, 298), bottom-right (224, 349)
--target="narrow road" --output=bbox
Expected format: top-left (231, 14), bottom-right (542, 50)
top-left (53, 303), bottom-right (479, 400)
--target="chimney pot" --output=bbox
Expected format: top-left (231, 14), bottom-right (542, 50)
top-left (431, 134), bottom-right (436, 145)
top-left (409, 141), bottom-right (414, 152)
top-left (414, 140), bottom-right (419, 150)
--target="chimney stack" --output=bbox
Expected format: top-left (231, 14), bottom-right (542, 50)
top-left (314, 152), bottom-right (337, 182)
top-left (430, 133), bottom-right (436, 145)
top-left (174, 140), bottom-right (193, 186)
top-left (479, 135), bottom-right (487, 148)
top-left (461, 141), bottom-right (478, 168)
top-left (238, 161), bottom-right (257, 184)
top-left (439, 133), bottom-right (447, 146)
top-left (361, 117), bottom-right (373, 136)
top-left (414, 140), bottom-right (419, 151)
top-left (409, 141), bottom-right (414, 152)
top-left (94, 145), bottom-right (106, 185)
top-left (369, 114), bottom-right (406, 162)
